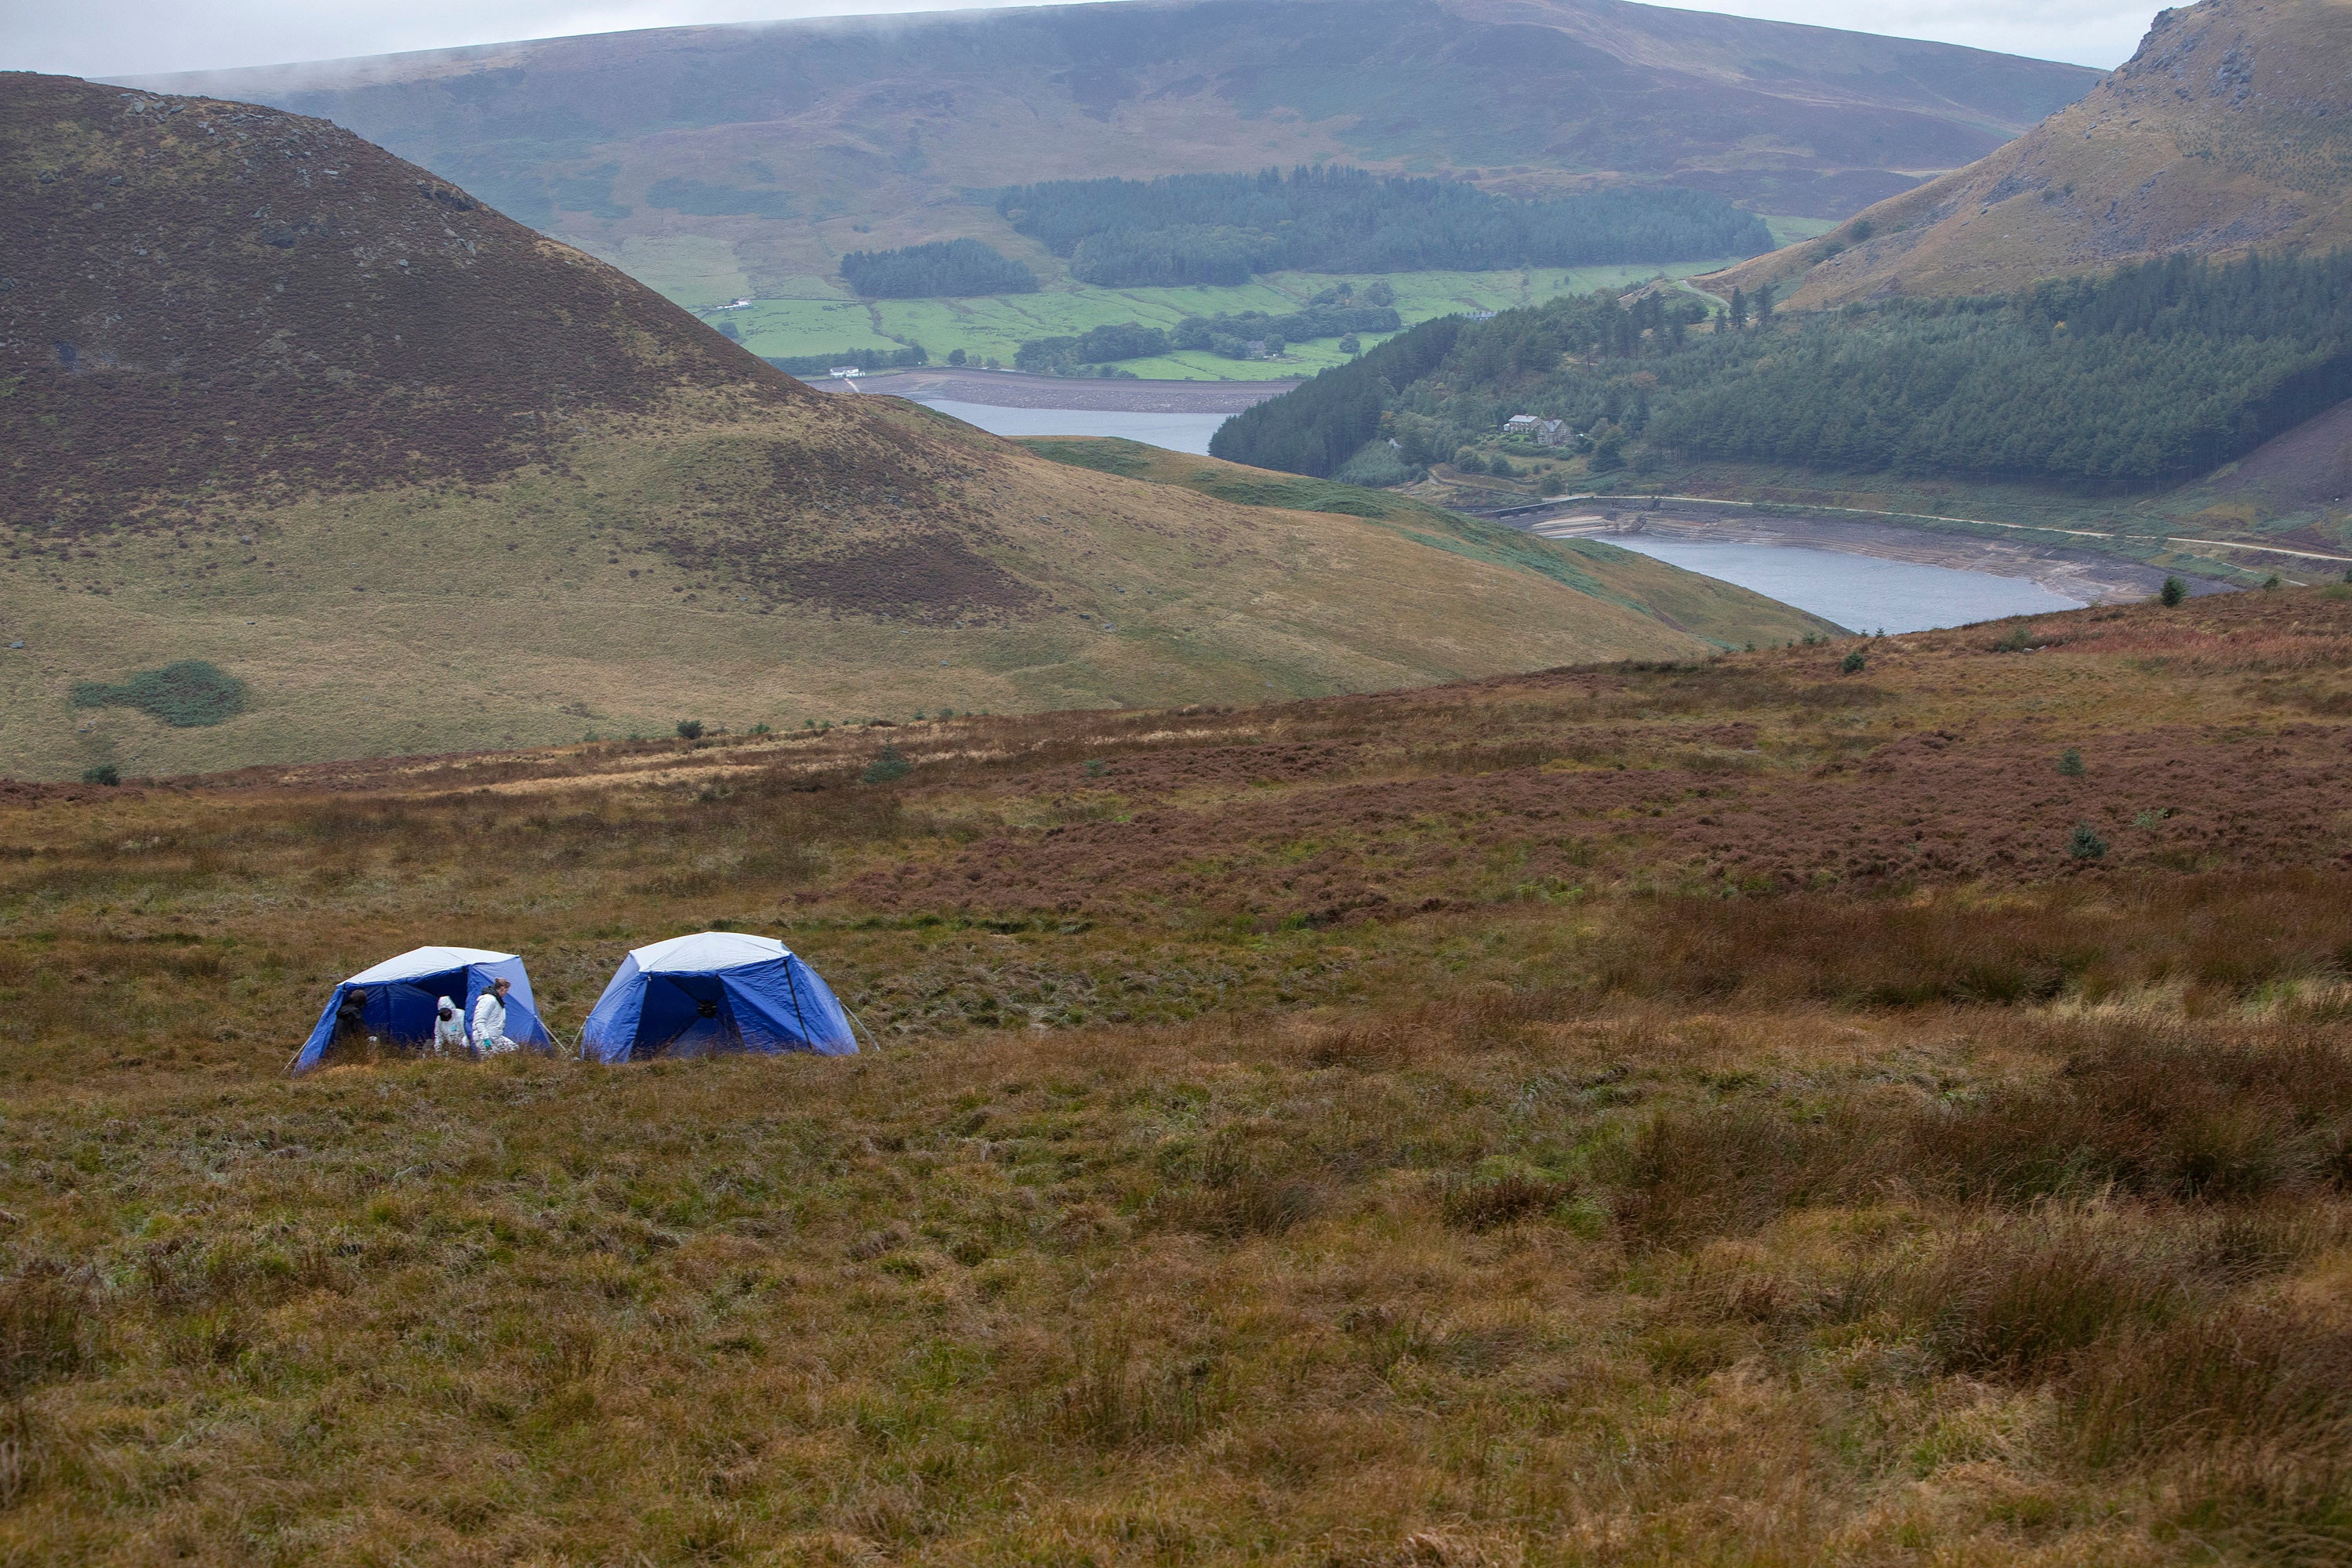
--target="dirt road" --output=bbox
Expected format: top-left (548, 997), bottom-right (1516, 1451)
top-left (798, 367), bottom-right (1300, 413)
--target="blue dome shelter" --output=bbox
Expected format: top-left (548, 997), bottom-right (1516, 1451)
top-left (292, 946), bottom-right (552, 1073)
top-left (579, 932), bottom-right (858, 1062)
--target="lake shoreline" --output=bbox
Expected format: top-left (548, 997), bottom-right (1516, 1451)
top-left (1527, 506), bottom-right (2232, 608)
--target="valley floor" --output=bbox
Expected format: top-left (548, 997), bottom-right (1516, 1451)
top-left (6, 586), bottom-right (2352, 1563)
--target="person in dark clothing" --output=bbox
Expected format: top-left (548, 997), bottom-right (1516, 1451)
top-left (334, 987), bottom-right (374, 1052)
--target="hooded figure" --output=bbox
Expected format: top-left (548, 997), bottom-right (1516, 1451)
top-left (432, 996), bottom-right (468, 1056)
top-left (472, 978), bottom-right (516, 1054)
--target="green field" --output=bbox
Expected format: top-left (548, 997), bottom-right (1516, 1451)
top-left (1762, 215), bottom-right (1839, 245)
top-left (637, 260), bottom-right (1754, 380)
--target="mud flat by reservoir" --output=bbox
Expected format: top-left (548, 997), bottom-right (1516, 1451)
top-left (1524, 506), bottom-right (2233, 633)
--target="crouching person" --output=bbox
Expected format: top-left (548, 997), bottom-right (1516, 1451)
top-left (432, 996), bottom-right (468, 1056)
top-left (471, 977), bottom-right (519, 1055)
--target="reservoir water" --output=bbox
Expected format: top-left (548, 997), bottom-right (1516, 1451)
top-left (899, 390), bottom-right (2104, 633)
top-left (909, 398), bottom-right (1230, 456)
top-left (1597, 535), bottom-right (2087, 634)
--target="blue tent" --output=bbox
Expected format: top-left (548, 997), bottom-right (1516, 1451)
top-left (579, 932), bottom-right (857, 1062)
top-left (291, 946), bottom-right (553, 1073)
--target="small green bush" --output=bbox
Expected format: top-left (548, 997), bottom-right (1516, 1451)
top-left (1993, 624), bottom-right (2038, 652)
top-left (1841, 650), bottom-right (1866, 674)
top-left (676, 719), bottom-right (705, 740)
top-left (2056, 749), bottom-right (2085, 778)
top-left (2159, 576), bottom-right (2187, 607)
top-left (70, 660), bottom-right (248, 728)
top-left (80, 764), bottom-right (119, 787)
top-left (2068, 822), bottom-right (2109, 861)
top-left (862, 745), bottom-right (912, 785)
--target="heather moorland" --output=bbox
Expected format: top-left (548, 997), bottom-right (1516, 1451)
top-left (5, 583), bottom-right (2352, 1563)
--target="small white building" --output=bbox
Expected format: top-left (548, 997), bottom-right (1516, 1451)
top-left (828, 366), bottom-right (864, 379)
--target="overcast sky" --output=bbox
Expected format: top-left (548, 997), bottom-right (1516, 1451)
top-left (5, 0), bottom-right (2156, 81)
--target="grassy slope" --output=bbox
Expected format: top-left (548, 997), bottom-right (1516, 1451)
top-left (1018, 437), bottom-right (1846, 643)
top-left (0, 396), bottom-right (1838, 782)
top-left (8, 586), bottom-right (2352, 1561)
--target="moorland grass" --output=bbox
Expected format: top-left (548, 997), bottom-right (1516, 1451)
top-left (6, 588), bottom-right (2352, 1561)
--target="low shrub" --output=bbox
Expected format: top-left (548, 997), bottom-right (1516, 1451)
top-left (1858, 1217), bottom-right (2203, 1374)
top-left (1439, 1171), bottom-right (1575, 1231)
top-left (70, 660), bottom-right (248, 727)
top-left (2071, 1304), bottom-right (2352, 1466)
top-left (0, 1268), bottom-right (94, 1396)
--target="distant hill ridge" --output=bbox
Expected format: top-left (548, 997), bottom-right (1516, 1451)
top-left (119, 0), bottom-right (2100, 292)
top-left (1714, 0), bottom-right (2352, 307)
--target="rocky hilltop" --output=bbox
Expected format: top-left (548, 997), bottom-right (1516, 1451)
top-left (1713, 0), bottom-right (2352, 306)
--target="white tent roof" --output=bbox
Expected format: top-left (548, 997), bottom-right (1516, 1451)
top-left (630, 931), bottom-right (791, 974)
top-left (345, 946), bottom-right (517, 985)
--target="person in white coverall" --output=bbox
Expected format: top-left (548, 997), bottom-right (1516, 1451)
top-left (471, 978), bottom-right (517, 1055)
top-left (432, 996), bottom-right (468, 1056)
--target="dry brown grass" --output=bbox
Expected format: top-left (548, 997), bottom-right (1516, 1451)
top-left (5, 587), bottom-right (2352, 1562)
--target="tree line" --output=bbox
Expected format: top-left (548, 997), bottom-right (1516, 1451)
top-left (765, 345), bottom-right (931, 376)
top-left (840, 239), bottom-right (1037, 298)
top-left (996, 167), bottom-right (1773, 288)
top-left (1212, 251), bottom-right (2352, 488)
top-left (1014, 302), bottom-right (1403, 374)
